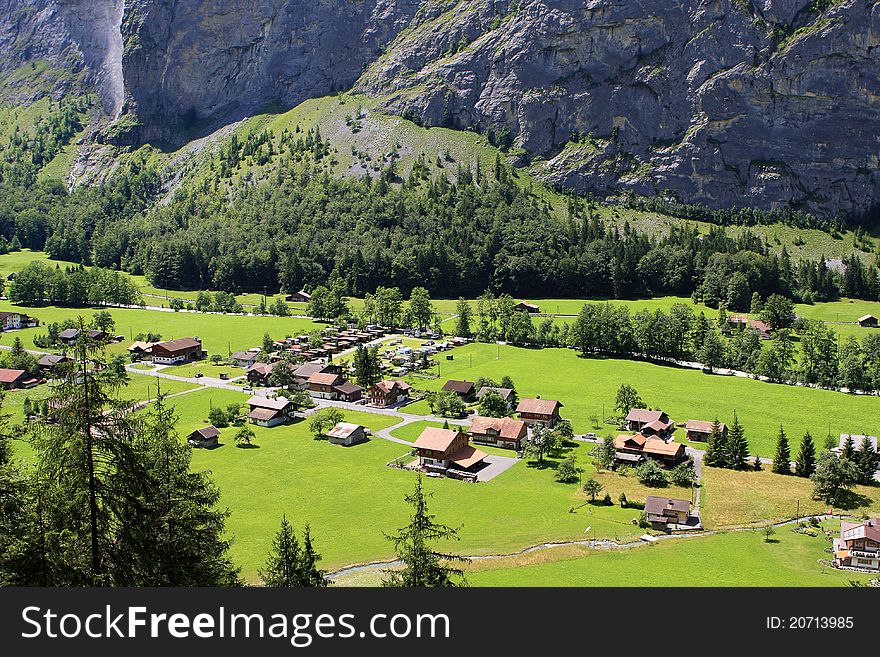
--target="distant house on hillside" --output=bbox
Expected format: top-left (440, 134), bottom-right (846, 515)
top-left (469, 416), bottom-right (528, 451)
top-left (684, 420), bottom-right (727, 442)
top-left (516, 397), bottom-right (563, 428)
top-left (246, 396), bottom-right (294, 428)
top-left (441, 379), bottom-right (475, 401)
top-left (150, 337), bottom-right (204, 364)
top-left (625, 409), bottom-right (673, 438)
top-left (0, 311), bottom-right (36, 331)
top-left (514, 301), bottom-right (540, 314)
top-left (644, 496), bottom-right (693, 531)
top-left (728, 315), bottom-right (773, 339)
top-left (286, 290), bottom-right (311, 303)
top-left (326, 422), bottom-right (368, 446)
top-left (188, 426), bottom-right (221, 449)
top-left (858, 314), bottom-right (878, 328)
top-left (58, 328), bottom-right (80, 346)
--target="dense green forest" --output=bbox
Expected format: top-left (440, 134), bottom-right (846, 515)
top-left (1, 102), bottom-right (879, 305)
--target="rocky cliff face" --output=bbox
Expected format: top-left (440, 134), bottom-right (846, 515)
top-left (1, 0), bottom-right (878, 217)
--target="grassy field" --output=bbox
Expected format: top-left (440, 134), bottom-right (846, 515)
top-left (459, 520), bottom-right (873, 587)
top-left (160, 362), bottom-right (246, 380)
top-left (0, 300), bottom-right (320, 359)
top-left (701, 467), bottom-right (880, 528)
top-left (405, 343), bottom-right (880, 457)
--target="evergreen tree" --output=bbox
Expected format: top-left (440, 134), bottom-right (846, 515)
top-left (726, 413), bottom-right (749, 470)
top-left (259, 517), bottom-right (327, 587)
top-left (382, 475), bottom-right (467, 587)
top-left (855, 437), bottom-right (878, 486)
top-left (840, 434), bottom-right (856, 460)
top-left (704, 419), bottom-right (728, 468)
top-left (811, 450), bottom-right (859, 506)
top-left (772, 426), bottom-right (791, 475)
top-left (795, 432), bottom-right (817, 478)
top-left (454, 298), bottom-right (472, 338)
top-left (352, 345), bottom-right (382, 390)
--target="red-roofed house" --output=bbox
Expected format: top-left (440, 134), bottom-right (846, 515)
top-left (0, 368), bottom-right (38, 389)
top-left (367, 379), bottom-right (412, 407)
top-left (625, 409), bottom-right (673, 436)
top-left (833, 518), bottom-right (880, 572)
top-left (516, 397), bottom-right (563, 428)
top-left (469, 416), bottom-right (528, 450)
top-left (514, 301), bottom-right (540, 314)
top-left (413, 427), bottom-right (487, 474)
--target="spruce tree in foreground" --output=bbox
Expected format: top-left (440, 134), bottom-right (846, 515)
top-left (260, 517), bottom-right (327, 587)
top-left (795, 432), bottom-right (817, 478)
top-left (772, 426), bottom-right (791, 475)
top-left (704, 419), bottom-right (728, 468)
top-left (383, 475), bottom-right (467, 587)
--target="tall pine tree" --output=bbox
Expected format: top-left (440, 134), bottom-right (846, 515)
top-left (795, 432), bottom-right (817, 477)
top-left (704, 418), bottom-right (728, 468)
top-left (726, 413), bottom-right (750, 470)
top-left (772, 426), bottom-right (791, 475)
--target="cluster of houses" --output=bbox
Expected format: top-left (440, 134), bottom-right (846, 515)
top-left (610, 410), bottom-right (726, 470)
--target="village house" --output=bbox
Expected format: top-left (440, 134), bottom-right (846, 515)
top-left (367, 379), bottom-right (411, 408)
top-left (644, 496), bottom-right (693, 531)
top-left (614, 434), bottom-right (686, 467)
top-left (470, 416), bottom-right (528, 451)
top-left (413, 427), bottom-right (488, 478)
top-left (246, 395), bottom-right (295, 427)
top-left (246, 361), bottom-right (276, 386)
top-left (286, 290), bottom-right (311, 303)
top-left (625, 409), bottom-right (674, 438)
top-left (858, 314), bottom-right (878, 328)
top-left (728, 315), bottom-right (774, 339)
top-left (150, 337), bottom-right (204, 364)
top-left (188, 425), bottom-right (221, 449)
top-left (127, 341), bottom-right (158, 359)
top-left (326, 422), bottom-right (369, 446)
top-left (37, 354), bottom-right (70, 375)
top-left (231, 350), bottom-right (261, 368)
top-left (0, 311), bottom-right (36, 331)
top-left (307, 372), bottom-right (363, 402)
top-left (292, 362), bottom-right (337, 389)
top-left (441, 379), bottom-right (476, 401)
top-left (684, 419), bottom-right (727, 442)
top-left (514, 301), bottom-right (540, 314)
top-left (833, 518), bottom-right (880, 572)
top-left (58, 328), bottom-right (80, 346)
top-left (613, 434), bottom-right (647, 466)
top-left (475, 386), bottom-right (516, 411)
top-left (0, 368), bottom-right (38, 389)
top-left (517, 397), bottom-right (563, 428)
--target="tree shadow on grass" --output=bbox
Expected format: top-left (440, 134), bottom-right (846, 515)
top-left (236, 443), bottom-right (261, 449)
top-left (524, 458), bottom-right (559, 471)
top-left (834, 489), bottom-right (875, 511)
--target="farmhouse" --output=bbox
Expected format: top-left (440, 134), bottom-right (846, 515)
top-left (307, 372), bottom-right (363, 402)
top-left (231, 350), bottom-right (260, 367)
top-left (442, 379), bottom-right (475, 400)
top-left (475, 386), bottom-right (516, 410)
top-left (246, 361), bottom-right (276, 386)
top-left (833, 518), bottom-right (880, 572)
top-left (625, 409), bottom-right (674, 437)
top-left (0, 368), bottom-right (38, 389)
top-left (614, 434), bottom-right (686, 467)
top-left (728, 315), bottom-right (773, 339)
top-left (127, 341), bottom-right (157, 358)
top-left (326, 422), bottom-right (368, 446)
top-left (367, 379), bottom-right (411, 407)
top-left (292, 362), bottom-right (337, 388)
top-left (188, 425), bottom-right (221, 449)
top-left (247, 395), bottom-right (294, 427)
top-left (0, 311), bottom-right (35, 331)
top-left (37, 354), bottom-right (70, 375)
top-left (644, 496), bottom-right (693, 531)
top-left (684, 419), bottom-right (727, 442)
top-left (58, 328), bottom-right (80, 345)
top-left (613, 434), bottom-right (647, 465)
top-left (413, 427), bottom-right (487, 475)
top-left (286, 289), bottom-right (311, 303)
top-left (150, 337), bottom-right (204, 364)
top-left (858, 314), bottom-right (878, 328)
top-left (517, 397), bottom-right (563, 428)
top-left (514, 301), bottom-right (540, 313)
top-left (470, 416), bottom-right (528, 450)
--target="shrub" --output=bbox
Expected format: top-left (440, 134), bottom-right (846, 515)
top-left (619, 492), bottom-right (628, 508)
top-left (635, 459), bottom-right (668, 487)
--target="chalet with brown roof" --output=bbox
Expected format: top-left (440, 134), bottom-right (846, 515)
top-left (286, 290), bottom-right (311, 303)
top-left (470, 416), bottom-right (528, 450)
top-left (413, 427), bottom-right (487, 474)
top-left (517, 397), bottom-right (563, 428)
top-left (441, 379), bottom-right (475, 400)
top-left (858, 314), bottom-right (878, 328)
top-left (685, 420), bottom-right (727, 442)
top-left (246, 361), bottom-right (276, 386)
top-left (326, 422), bottom-right (368, 446)
top-left (37, 354), bottom-right (70, 375)
top-left (368, 379), bottom-right (411, 407)
top-left (644, 496), bottom-right (692, 531)
top-left (728, 315), bottom-right (774, 339)
top-left (150, 337), bottom-right (204, 364)
top-left (246, 395), bottom-right (295, 427)
top-left (188, 426), bottom-right (221, 449)
top-left (231, 351), bottom-right (260, 368)
top-left (0, 311), bottom-right (35, 331)
top-left (833, 518), bottom-right (880, 572)
top-left (292, 362), bottom-right (336, 388)
top-left (475, 386), bottom-right (516, 410)
top-left (127, 341), bottom-right (158, 359)
top-left (642, 438), bottom-right (687, 466)
top-left (58, 328), bottom-right (80, 345)
top-left (625, 409), bottom-right (673, 437)
top-left (613, 433), bottom-right (647, 465)
top-left (307, 372), bottom-right (363, 402)
top-left (514, 301), bottom-right (540, 314)
top-left (0, 368), bottom-right (37, 389)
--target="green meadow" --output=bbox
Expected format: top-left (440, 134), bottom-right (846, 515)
top-left (462, 521), bottom-right (871, 587)
top-left (404, 343), bottom-right (880, 457)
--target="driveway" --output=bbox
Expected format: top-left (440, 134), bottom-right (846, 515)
top-left (475, 454), bottom-right (519, 482)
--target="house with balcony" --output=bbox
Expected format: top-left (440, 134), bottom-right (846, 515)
top-left (833, 518), bottom-right (880, 572)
